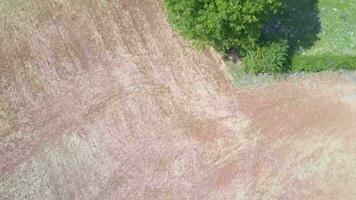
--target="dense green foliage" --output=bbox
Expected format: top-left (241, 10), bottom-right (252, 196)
top-left (292, 55), bottom-right (356, 72)
top-left (164, 0), bottom-right (282, 53)
top-left (242, 41), bottom-right (288, 74)
top-left (165, 0), bottom-right (356, 76)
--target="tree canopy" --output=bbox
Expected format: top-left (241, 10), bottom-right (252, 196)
top-left (165, 0), bottom-right (283, 53)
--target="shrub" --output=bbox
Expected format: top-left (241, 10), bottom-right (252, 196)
top-left (292, 55), bottom-right (356, 72)
top-left (164, 0), bottom-right (283, 53)
top-left (242, 41), bottom-right (289, 74)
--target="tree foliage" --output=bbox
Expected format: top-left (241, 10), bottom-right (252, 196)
top-left (164, 0), bottom-right (283, 53)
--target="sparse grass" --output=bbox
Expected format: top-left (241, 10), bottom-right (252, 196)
top-left (290, 0), bottom-right (356, 72)
top-left (304, 0), bottom-right (356, 55)
top-left (267, 0), bottom-right (356, 72)
top-left (226, 60), bottom-right (279, 87)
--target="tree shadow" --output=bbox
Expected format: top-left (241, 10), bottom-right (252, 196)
top-left (261, 0), bottom-right (321, 70)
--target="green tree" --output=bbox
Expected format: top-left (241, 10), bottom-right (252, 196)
top-left (164, 0), bottom-right (283, 53)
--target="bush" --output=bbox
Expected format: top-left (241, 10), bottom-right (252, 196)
top-left (164, 0), bottom-right (283, 53)
top-left (292, 55), bottom-right (356, 72)
top-left (242, 41), bottom-right (289, 75)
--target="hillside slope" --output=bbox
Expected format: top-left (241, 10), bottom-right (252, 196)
top-left (1, 0), bottom-right (356, 199)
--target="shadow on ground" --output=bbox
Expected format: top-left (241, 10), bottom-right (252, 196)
top-left (262, 0), bottom-right (321, 67)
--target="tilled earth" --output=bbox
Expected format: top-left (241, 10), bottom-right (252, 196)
top-left (1, 0), bottom-right (355, 199)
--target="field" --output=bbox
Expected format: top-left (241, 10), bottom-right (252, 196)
top-left (302, 0), bottom-right (356, 55)
top-left (1, 0), bottom-right (356, 199)
top-left (263, 0), bottom-right (356, 72)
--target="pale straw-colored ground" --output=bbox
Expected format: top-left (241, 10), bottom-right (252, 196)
top-left (1, 0), bottom-right (355, 199)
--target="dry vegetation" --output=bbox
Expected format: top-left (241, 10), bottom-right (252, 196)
top-left (1, 0), bottom-right (356, 199)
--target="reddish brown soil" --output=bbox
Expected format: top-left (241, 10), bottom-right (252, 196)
top-left (1, 0), bottom-right (356, 199)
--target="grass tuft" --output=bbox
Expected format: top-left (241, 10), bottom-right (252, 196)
top-left (242, 41), bottom-right (289, 75)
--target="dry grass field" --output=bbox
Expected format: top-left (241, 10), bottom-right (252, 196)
top-left (1, 0), bottom-right (356, 199)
